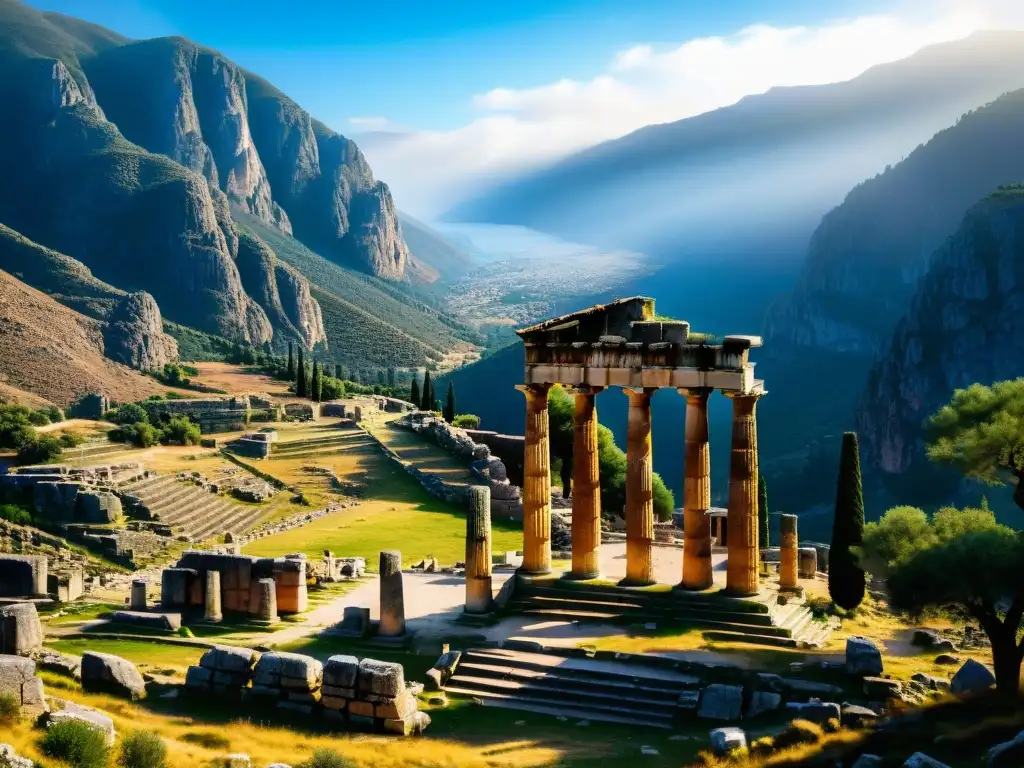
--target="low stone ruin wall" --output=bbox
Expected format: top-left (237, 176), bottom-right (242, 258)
top-left (0, 555), bottom-right (48, 598)
top-left (146, 396), bottom-right (254, 432)
top-left (228, 430), bottom-right (277, 459)
top-left (283, 402), bottom-right (314, 420)
top-left (184, 646), bottom-right (430, 736)
top-left (464, 429), bottom-right (525, 485)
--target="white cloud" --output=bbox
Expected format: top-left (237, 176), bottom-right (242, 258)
top-left (355, 1), bottom-right (1024, 218)
top-left (347, 116), bottom-right (395, 131)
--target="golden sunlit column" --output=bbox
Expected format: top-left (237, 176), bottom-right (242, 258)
top-left (680, 388), bottom-right (714, 590)
top-left (569, 385), bottom-right (603, 579)
top-left (622, 388), bottom-right (656, 586)
top-left (518, 383), bottom-right (552, 575)
top-left (779, 513), bottom-right (798, 590)
top-left (725, 392), bottom-right (763, 596)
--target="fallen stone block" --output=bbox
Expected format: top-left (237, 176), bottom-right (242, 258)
top-left (0, 655), bottom-right (48, 716)
top-left (0, 603), bottom-right (43, 656)
top-left (108, 611), bottom-right (181, 632)
top-left (697, 684), bottom-right (743, 721)
top-left (199, 645), bottom-right (259, 674)
top-left (47, 702), bottom-right (116, 746)
top-left (383, 710), bottom-right (431, 736)
top-left (81, 651), bottom-right (146, 700)
top-left (863, 676), bottom-right (903, 699)
top-left (745, 691), bottom-right (780, 719)
top-left (987, 729), bottom-right (1024, 768)
top-left (841, 703), bottom-right (880, 728)
top-left (902, 753), bottom-right (950, 768)
top-left (357, 658), bottom-right (405, 698)
top-left (845, 635), bottom-right (883, 677)
top-left (950, 658), bottom-right (996, 697)
top-left (709, 727), bottom-right (746, 757)
top-left (786, 699), bottom-right (840, 724)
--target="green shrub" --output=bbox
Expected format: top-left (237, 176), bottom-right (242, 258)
top-left (453, 413), bottom-right (481, 429)
top-left (39, 719), bottom-right (111, 768)
top-left (110, 422), bottom-right (159, 448)
top-left (0, 503), bottom-right (33, 525)
top-left (118, 730), bottom-right (167, 768)
top-left (0, 691), bottom-right (20, 724)
top-left (27, 409), bottom-right (51, 426)
top-left (159, 417), bottom-right (200, 446)
top-left (59, 432), bottom-right (87, 448)
top-left (861, 506), bottom-right (935, 575)
top-left (297, 748), bottom-right (357, 768)
top-left (108, 403), bottom-right (149, 425)
top-left (16, 436), bottom-right (63, 465)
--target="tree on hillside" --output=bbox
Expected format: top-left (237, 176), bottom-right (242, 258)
top-left (444, 382), bottom-right (457, 423)
top-left (888, 525), bottom-right (1024, 695)
top-left (830, 432), bottom-right (866, 610)
top-left (287, 343), bottom-right (295, 379)
top-left (296, 347), bottom-right (307, 398)
top-left (421, 370), bottom-right (434, 411)
top-left (387, 368), bottom-right (396, 389)
top-left (758, 474), bottom-right (770, 548)
top-left (410, 374), bottom-right (421, 408)
top-left (311, 360), bottom-right (322, 402)
top-left (926, 379), bottom-right (1024, 512)
top-left (548, 384), bottom-right (576, 495)
top-left (334, 363), bottom-right (343, 380)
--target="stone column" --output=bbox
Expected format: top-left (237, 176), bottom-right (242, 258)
top-left (204, 570), bottom-right (223, 623)
top-left (518, 383), bottom-right (552, 575)
top-left (379, 550), bottom-right (406, 637)
top-left (254, 577), bottom-right (278, 625)
top-left (130, 579), bottom-right (147, 611)
top-left (779, 514), bottom-right (798, 590)
top-left (623, 388), bottom-right (656, 586)
top-left (569, 386), bottom-right (603, 579)
top-left (680, 388), bottom-right (713, 590)
top-left (465, 486), bottom-right (494, 614)
top-left (798, 547), bottom-right (818, 579)
top-left (725, 393), bottom-right (763, 596)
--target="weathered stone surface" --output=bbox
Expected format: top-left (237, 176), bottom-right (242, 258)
top-left (357, 658), bottom-right (405, 698)
top-left (863, 676), bottom-right (903, 699)
top-left (324, 655), bottom-right (359, 688)
top-left (253, 652), bottom-right (322, 690)
top-left (75, 490), bottom-right (123, 523)
top-left (709, 727), bottom-right (746, 757)
top-left (383, 710), bottom-right (431, 736)
top-left (786, 699), bottom-right (840, 724)
top-left (0, 556), bottom-right (48, 598)
top-left (0, 603), bottom-right (43, 655)
top-left (81, 652), bottom-right (146, 700)
top-left (337, 606), bottom-right (370, 636)
top-left (103, 291), bottom-right (179, 371)
top-left (987, 729), bottom-right (1024, 768)
top-left (47, 702), bottom-right (116, 746)
top-left (37, 651), bottom-right (81, 681)
top-left (697, 684), bottom-right (743, 721)
top-left (745, 691), bottom-right (781, 719)
top-left (910, 672), bottom-right (949, 691)
top-left (199, 646), bottom-right (259, 674)
top-left (950, 658), bottom-right (995, 696)
top-left (851, 757), bottom-right (885, 768)
top-left (424, 668), bottom-right (443, 691)
top-left (902, 753), bottom-right (950, 768)
top-left (374, 691), bottom-right (417, 719)
top-left (846, 635), bottom-right (883, 676)
top-left (934, 654), bottom-right (961, 665)
top-left (841, 703), bottom-right (880, 728)
top-left (0, 655), bottom-right (47, 715)
top-left (109, 611), bottom-right (181, 632)
top-left (225, 754), bottom-right (252, 768)
top-left (0, 743), bottom-right (34, 768)
top-left (379, 550), bottom-right (406, 637)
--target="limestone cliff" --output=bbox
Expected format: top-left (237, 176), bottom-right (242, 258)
top-left (103, 292), bottom-right (180, 371)
top-left (857, 189), bottom-right (1024, 480)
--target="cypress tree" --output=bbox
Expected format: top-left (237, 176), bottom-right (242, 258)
top-left (296, 348), bottom-right (306, 397)
top-left (377, 370), bottom-right (386, 387)
top-left (758, 474), bottom-right (770, 548)
top-left (387, 367), bottom-right (396, 388)
top-left (287, 343), bottom-right (295, 379)
top-left (334, 363), bottom-right (342, 380)
top-left (421, 370), bottom-right (433, 411)
top-left (444, 382), bottom-right (456, 423)
top-left (829, 431), bottom-right (867, 610)
top-left (312, 360), bottom-right (322, 402)
top-left (410, 375), bottom-right (421, 408)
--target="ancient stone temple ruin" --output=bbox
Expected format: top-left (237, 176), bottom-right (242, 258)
top-left (515, 296), bottom-right (766, 594)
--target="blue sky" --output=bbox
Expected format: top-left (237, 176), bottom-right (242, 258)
top-left (29, 0), bottom-right (891, 133)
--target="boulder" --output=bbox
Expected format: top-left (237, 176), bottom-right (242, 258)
top-left (697, 684), bottom-right (743, 721)
top-left (80, 652), bottom-right (146, 700)
top-left (863, 676), bottom-right (903, 699)
top-left (0, 743), bottom-right (34, 768)
top-left (841, 703), bottom-right (880, 728)
top-left (902, 753), bottom-right (950, 768)
top-left (845, 635), bottom-right (883, 677)
top-left (709, 727), bottom-right (747, 757)
top-left (0, 603), bottom-right (43, 656)
top-left (786, 699), bottom-right (840, 724)
top-left (910, 673), bottom-right (949, 692)
top-left (357, 658), bottom-right (405, 697)
top-left (47, 702), bottom-right (116, 746)
top-left (36, 651), bottom-right (81, 681)
top-left (987, 729), bottom-right (1024, 767)
top-left (745, 691), bottom-right (781, 719)
top-left (950, 658), bottom-right (996, 697)
top-left (0, 655), bottom-right (47, 716)
top-left (852, 757), bottom-right (885, 768)
top-left (912, 629), bottom-right (942, 647)
top-left (109, 611), bottom-right (181, 632)
top-left (934, 654), bottom-right (960, 665)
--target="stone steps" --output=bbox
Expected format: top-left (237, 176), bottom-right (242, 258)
top-left (272, 434), bottom-right (367, 452)
top-left (512, 593), bottom-right (778, 627)
top-left (190, 504), bottom-right (267, 542)
top-left (143, 482), bottom-right (204, 513)
top-left (122, 474), bottom-right (178, 496)
top-left (522, 581), bottom-right (775, 614)
top-left (442, 688), bottom-right (673, 728)
top-left (267, 441), bottom-right (376, 460)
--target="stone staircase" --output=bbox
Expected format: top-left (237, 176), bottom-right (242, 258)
top-left (268, 431), bottom-right (376, 460)
top-left (508, 577), bottom-right (830, 648)
top-left (118, 474), bottom-right (268, 542)
top-left (446, 646), bottom-right (698, 728)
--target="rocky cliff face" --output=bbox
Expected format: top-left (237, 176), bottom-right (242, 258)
top-left (103, 292), bottom-right (180, 370)
top-left (857, 190), bottom-right (1024, 478)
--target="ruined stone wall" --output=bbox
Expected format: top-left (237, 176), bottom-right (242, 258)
top-left (0, 555), bottom-right (47, 597)
top-left (464, 430), bottom-right (525, 486)
top-left (164, 551), bottom-right (308, 617)
top-left (147, 396), bottom-right (252, 433)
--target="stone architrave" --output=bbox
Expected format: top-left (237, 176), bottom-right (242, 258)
top-left (725, 392), bottom-right (763, 596)
top-left (622, 388), bottom-right (655, 586)
top-left (379, 551), bottom-right (406, 637)
top-left (779, 514), bottom-right (798, 590)
top-left (204, 570), bottom-right (223, 623)
top-left (517, 383), bottom-right (552, 574)
top-left (130, 579), bottom-right (147, 611)
top-left (680, 388), bottom-right (713, 590)
top-left (569, 386), bottom-right (602, 579)
top-left (254, 578), bottom-right (278, 625)
top-left (465, 487), bottom-right (494, 614)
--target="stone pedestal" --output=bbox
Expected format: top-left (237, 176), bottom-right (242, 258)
top-left (680, 388), bottom-right (713, 590)
top-left (518, 384), bottom-right (552, 575)
top-left (569, 386), bottom-right (602, 579)
top-left (379, 550), bottom-right (406, 637)
top-left (725, 393), bottom-right (762, 596)
top-left (204, 570), bottom-right (223, 623)
top-left (130, 579), bottom-right (147, 611)
top-left (255, 577), bottom-right (278, 625)
top-left (622, 388), bottom-right (655, 586)
top-left (798, 547), bottom-right (818, 579)
top-left (779, 514), bottom-right (798, 590)
top-left (465, 486), bottom-right (494, 614)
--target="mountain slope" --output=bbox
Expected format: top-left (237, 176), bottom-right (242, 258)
top-left (398, 212), bottom-right (474, 281)
top-left (0, 268), bottom-right (166, 406)
top-left (856, 187), bottom-right (1024, 517)
top-left (447, 32), bottom-right (1024, 264)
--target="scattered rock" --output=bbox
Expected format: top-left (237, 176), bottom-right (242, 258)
top-left (225, 755), bottom-right (252, 768)
top-left (81, 652), bottom-right (146, 700)
top-left (912, 629), bottom-right (942, 647)
top-left (36, 651), bottom-right (81, 681)
top-left (934, 654), bottom-right (960, 665)
top-left (841, 703), bottom-right (880, 728)
top-left (851, 756), bottom-right (885, 768)
top-left (709, 727), bottom-right (747, 757)
top-left (697, 684), bottom-right (743, 720)
top-left (846, 635), bottom-right (884, 677)
top-left (786, 699), bottom-right (840, 724)
top-left (0, 603), bottom-right (43, 656)
top-left (0, 655), bottom-right (47, 717)
top-left (863, 676), bottom-right (903, 699)
top-left (950, 658), bottom-right (996, 697)
top-left (986, 729), bottom-right (1024, 767)
top-left (47, 702), bottom-right (116, 746)
top-left (0, 743), bottom-right (34, 768)
top-left (902, 753), bottom-right (950, 768)
top-left (745, 691), bottom-right (781, 719)
top-left (910, 673), bottom-right (949, 691)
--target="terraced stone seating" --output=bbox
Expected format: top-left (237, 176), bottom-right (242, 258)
top-left (508, 577), bottom-right (830, 648)
top-left (118, 474), bottom-right (268, 542)
top-left (268, 431), bottom-right (376, 460)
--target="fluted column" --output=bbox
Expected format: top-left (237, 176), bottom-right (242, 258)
top-left (569, 386), bottom-right (603, 579)
top-left (680, 388), bottom-right (713, 590)
top-left (779, 513), bottom-right (798, 590)
top-left (466, 486), bottom-right (494, 613)
top-left (725, 393), bottom-right (763, 596)
top-left (518, 383), bottom-right (552, 575)
top-left (622, 388), bottom-right (656, 586)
